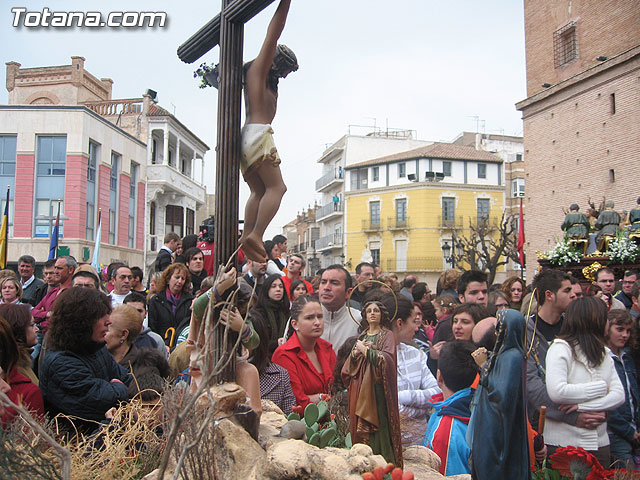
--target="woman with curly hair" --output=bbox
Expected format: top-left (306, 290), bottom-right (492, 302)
top-left (147, 263), bottom-right (194, 349)
top-left (39, 288), bottom-right (130, 432)
top-left (0, 303), bottom-right (38, 384)
top-left (501, 276), bottom-right (526, 311)
top-left (0, 316), bottom-right (43, 424)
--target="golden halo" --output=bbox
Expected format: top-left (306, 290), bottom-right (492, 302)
top-left (346, 279), bottom-right (399, 328)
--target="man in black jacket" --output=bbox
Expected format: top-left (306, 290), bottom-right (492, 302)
top-left (154, 232), bottom-right (180, 273)
top-left (19, 254), bottom-right (45, 307)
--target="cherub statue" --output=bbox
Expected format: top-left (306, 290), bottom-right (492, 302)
top-left (595, 200), bottom-right (621, 244)
top-left (238, 0), bottom-right (298, 262)
top-left (186, 268), bottom-right (263, 416)
top-left (561, 204), bottom-right (590, 239)
top-left (341, 300), bottom-right (403, 468)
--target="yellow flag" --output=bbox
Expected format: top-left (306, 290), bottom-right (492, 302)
top-left (0, 187), bottom-right (9, 269)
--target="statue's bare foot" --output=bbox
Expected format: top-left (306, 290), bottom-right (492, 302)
top-left (242, 234), bottom-right (267, 262)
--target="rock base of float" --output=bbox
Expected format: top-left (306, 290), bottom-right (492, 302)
top-left (145, 393), bottom-right (469, 480)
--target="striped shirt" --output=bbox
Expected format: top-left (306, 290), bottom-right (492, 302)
top-left (397, 342), bottom-right (441, 418)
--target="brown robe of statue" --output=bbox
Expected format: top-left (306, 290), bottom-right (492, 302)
top-left (341, 327), bottom-right (403, 468)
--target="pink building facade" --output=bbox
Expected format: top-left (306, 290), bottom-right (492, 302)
top-left (0, 105), bottom-right (147, 267)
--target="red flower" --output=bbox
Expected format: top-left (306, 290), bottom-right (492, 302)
top-left (549, 446), bottom-right (612, 480)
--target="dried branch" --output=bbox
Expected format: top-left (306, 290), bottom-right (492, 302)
top-left (0, 391), bottom-right (71, 479)
top-left (156, 250), bottom-right (252, 480)
top-left (451, 211), bottom-right (520, 283)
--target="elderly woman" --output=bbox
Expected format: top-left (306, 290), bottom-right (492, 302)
top-left (0, 316), bottom-right (43, 424)
top-left (106, 304), bottom-right (170, 378)
top-left (0, 303), bottom-right (38, 384)
top-left (39, 288), bottom-right (130, 433)
top-left (0, 277), bottom-right (24, 305)
top-left (148, 263), bottom-right (194, 349)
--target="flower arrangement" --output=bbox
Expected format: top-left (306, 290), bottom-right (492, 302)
top-left (193, 62), bottom-right (219, 89)
top-left (605, 232), bottom-right (640, 264)
top-left (546, 237), bottom-right (583, 266)
top-left (532, 446), bottom-right (640, 480)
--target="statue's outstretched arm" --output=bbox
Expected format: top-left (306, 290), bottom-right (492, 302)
top-left (251, 0), bottom-right (291, 79)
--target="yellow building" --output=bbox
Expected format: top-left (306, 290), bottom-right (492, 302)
top-left (344, 143), bottom-right (506, 286)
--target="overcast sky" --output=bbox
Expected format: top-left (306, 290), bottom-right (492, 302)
top-left (1, 0), bottom-right (526, 239)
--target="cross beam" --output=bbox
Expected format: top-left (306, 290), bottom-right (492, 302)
top-left (177, 0), bottom-right (275, 64)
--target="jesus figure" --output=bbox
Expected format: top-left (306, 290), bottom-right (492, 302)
top-left (238, 0), bottom-right (298, 262)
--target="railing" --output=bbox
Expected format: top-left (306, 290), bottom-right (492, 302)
top-left (146, 164), bottom-right (205, 201)
top-left (315, 170), bottom-right (343, 191)
top-left (315, 233), bottom-right (342, 250)
top-left (387, 217), bottom-right (410, 230)
top-left (385, 257), bottom-right (445, 272)
top-left (293, 242), bottom-right (309, 253)
top-left (438, 215), bottom-right (464, 229)
top-left (316, 202), bottom-right (343, 220)
top-left (468, 216), bottom-right (502, 229)
top-left (84, 98), bottom-right (143, 116)
top-left (362, 219), bottom-right (383, 232)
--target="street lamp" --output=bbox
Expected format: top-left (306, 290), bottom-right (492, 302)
top-left (441, 239), bottom-right (456, 268)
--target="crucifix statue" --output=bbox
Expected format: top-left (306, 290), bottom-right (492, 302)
top-left (178, 0), bottom-right (297, 265)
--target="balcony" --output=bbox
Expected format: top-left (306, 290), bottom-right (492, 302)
top-left (292, 242), bottom-right (310, 254)
top-left (385, 257), bottom-right (445, 272)
top-left (315, 233), bottom-right (343, 251)
top-left (315, 170), bottom-right (344, 192)
top-left (388, 217), bottom-right (410, 230)
top-left (84, 98), bottom-right (143, 116)
top-left (362, 219), bottom-right (383, 232)
top-left (316, 202), bottom-right (343, 222)
top-left (438, 215), bottom-right (464, 229)
top-left (469, 216), bottom-right (502, 230)
top-left (146, 164), bottom-right (205, 205)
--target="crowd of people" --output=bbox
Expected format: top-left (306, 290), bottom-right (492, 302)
top-left (2, 232), bottom-right (640, 476)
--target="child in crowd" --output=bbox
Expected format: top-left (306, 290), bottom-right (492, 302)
top-left (423, 340), bottom-right (477, 476)
top-left (606, 309), bottom-right (640, 469)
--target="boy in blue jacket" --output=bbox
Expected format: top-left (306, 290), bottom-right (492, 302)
top-left (423, 341), bottom-right (477, 476)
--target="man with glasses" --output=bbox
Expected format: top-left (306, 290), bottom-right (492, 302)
top-left (615, 269), bottom-right (638, 311)
top-left (595, 267), bottom-right (626, 311)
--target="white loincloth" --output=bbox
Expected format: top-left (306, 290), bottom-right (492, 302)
top-left (240, 123), bottom-right (281, 178)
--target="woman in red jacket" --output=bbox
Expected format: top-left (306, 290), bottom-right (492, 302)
top-left (0, 316), bottom-right (44, 424)
top-left (272, 294), bottom-right (336, 408)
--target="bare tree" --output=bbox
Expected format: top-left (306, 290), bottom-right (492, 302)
top-left (451, 211), bottom-right (520, 284)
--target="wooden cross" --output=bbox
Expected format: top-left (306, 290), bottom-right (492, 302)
top-left (177, 1), bottom-right (276, 385)
top-left (178, 0), bottom-right (276, 269)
